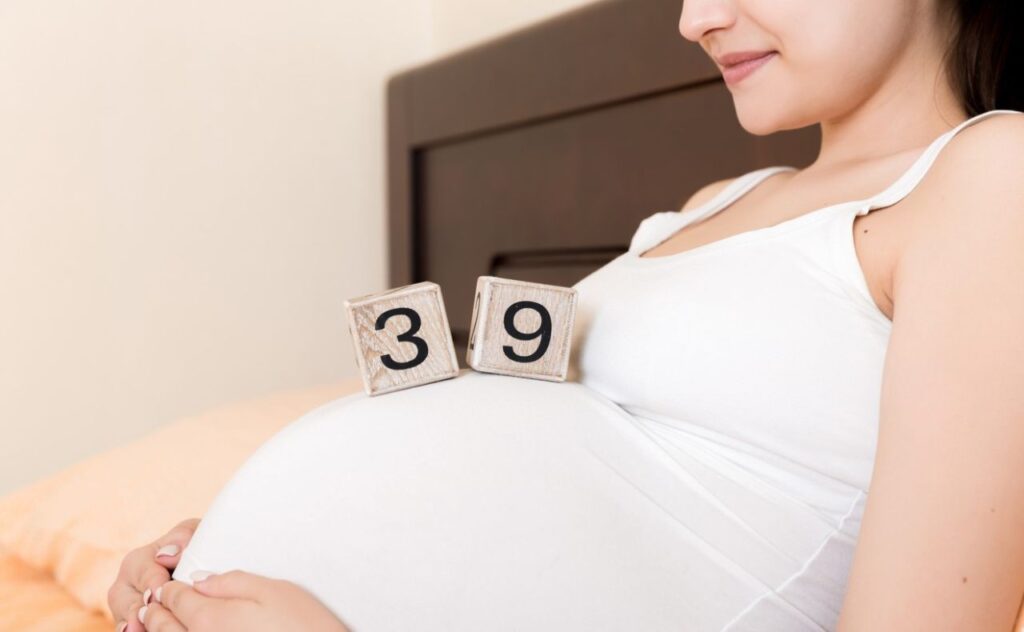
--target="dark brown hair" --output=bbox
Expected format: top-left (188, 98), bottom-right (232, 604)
top-left (939, 0), bottom-right (1023, 116)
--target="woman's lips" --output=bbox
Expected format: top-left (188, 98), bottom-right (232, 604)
top-left (720, 51), bottom-right (777, 86)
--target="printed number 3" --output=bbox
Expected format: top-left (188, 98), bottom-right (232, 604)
top-left (503, 301), bottom-right (552, 363)
top-left (376, 307), bottom-right (429, 370)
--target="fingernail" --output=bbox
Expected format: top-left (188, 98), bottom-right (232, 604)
top-left (155, 584), bottom-right (164, 604)
top-left (116, 622), bottom-right (127, 632)
top-left (190, 570), bottom-right (215, 583)
top-left (138, 605), bottom-right (148, 623)
top-left (155, 544), bottom-right (180, 558)
top-left (143, 587), bottom-right (152, 605)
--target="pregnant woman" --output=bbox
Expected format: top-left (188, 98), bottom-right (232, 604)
top-left (109, 0), bottom-right (1023, 630)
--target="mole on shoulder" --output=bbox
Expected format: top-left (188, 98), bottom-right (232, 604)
top-left (863, 229), bottom-right (869, 233)
top-left (962, 576), bottom-right (968, 583)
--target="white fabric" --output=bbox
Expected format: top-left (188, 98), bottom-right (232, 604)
top-left (173, 108), bottom-right (1021, 631)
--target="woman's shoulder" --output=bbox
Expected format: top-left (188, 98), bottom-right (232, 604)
top-left (680, 164), bottom-right (801, 214)
top-left (630, 175), bottom-right (740, 245)
top-left (930, 110), bottom-right (1024, 187)
top-left (895, 111), bottom-right (1024, 295)
top-left (679, 176), bottom-right (740, 212)
top-left (942, 110), bottom-right (1024, 166)
top-left (908, 111), bottom-right (1024, 241)
top-left (627, 171), bottom-right (766, 253)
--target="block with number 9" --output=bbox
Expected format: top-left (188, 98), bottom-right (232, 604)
top-left (344, 281), bottom-right (459, 396)
top-left (466, 276), bottom-right (578, 382)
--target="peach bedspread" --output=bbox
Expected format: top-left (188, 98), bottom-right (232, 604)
top-left (0, 545), bottom-right (108, 632)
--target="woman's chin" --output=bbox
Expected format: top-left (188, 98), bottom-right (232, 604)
top-left (730, 97), bottom-right (799, 137)
top-left (733, 108), bottom-right (784, 137)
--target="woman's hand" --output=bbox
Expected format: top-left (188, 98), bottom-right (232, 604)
top-left (108, 518), bottom-right (200, 632)
top-left (140, 570), bottom-right (351, 632)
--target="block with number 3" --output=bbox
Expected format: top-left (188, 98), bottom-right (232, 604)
top-left (344, 281), bottom-right (459, 396)
top-left (466, 276), bottom-right (578, 382)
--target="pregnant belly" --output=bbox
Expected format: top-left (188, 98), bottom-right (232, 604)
top-left (171, 370), bottom-right (775, 631)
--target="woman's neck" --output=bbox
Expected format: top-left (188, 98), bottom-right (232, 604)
top-left (812, 10), bottom-right (967, 171)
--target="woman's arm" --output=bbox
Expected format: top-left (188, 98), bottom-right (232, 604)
top-left (836, 116), bottom-right (1024, 631)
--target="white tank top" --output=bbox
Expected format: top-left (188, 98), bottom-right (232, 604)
top-left (567, 108), bottom-right (1023, 628)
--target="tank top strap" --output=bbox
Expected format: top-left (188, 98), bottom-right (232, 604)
top-left (626, 166), bottom-right (797, 255)
top-left (679, 165), bottom-right (800, 228)
top-left (856, 108), bottom-right (1024, 214)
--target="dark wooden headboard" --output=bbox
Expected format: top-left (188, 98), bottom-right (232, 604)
top-left (386, 0), bottom-right (819, 363)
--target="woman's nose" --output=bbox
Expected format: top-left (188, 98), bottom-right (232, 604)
top-left (679, 0), bottom-right (736, 43)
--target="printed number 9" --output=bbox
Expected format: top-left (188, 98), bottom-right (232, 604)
top-left (376, 307), bottom-right (429, 370)
top-left (502, 301), bottom-right (551, 363)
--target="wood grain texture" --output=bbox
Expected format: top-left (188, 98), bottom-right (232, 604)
top-left (344, 281), bottom-right (459, 396)
top-left (466, 276), bottom-right (577, 381)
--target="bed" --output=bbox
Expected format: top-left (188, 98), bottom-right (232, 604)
top-left (1, 0), bottom-right (1020, 628)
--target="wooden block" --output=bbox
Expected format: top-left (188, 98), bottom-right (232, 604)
top-left (344, 281), bottom-right (459, 396)
top-left (466, 276), bottom-right (578, 381)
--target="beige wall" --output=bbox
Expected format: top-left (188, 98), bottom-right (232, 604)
top-left (0, 0), bottom-right (598, 495)
top-left (430, 0), bottom-right (600, 56)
